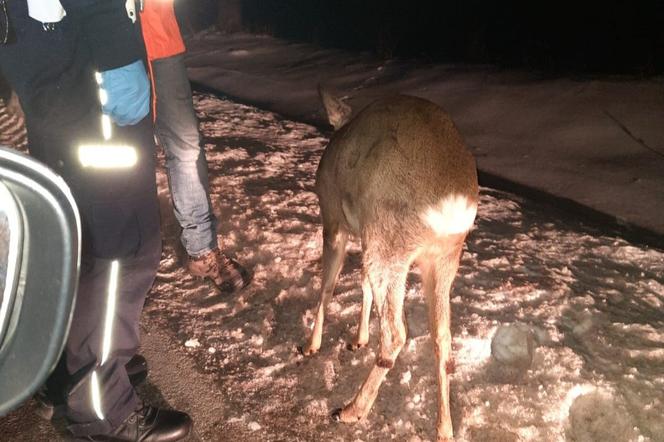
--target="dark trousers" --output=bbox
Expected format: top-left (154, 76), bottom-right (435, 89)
top-left (0, 1), bottom-right (160, 436)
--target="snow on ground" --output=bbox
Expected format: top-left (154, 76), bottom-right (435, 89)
top-left (0, 97), bottom-right (27, 152)
top-left (143, 92), bottom-right (664, 442)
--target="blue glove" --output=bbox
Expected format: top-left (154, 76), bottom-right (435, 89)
top-left (100, 60), bottom-right (150, 127)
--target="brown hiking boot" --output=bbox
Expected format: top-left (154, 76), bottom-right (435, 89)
top-left (187, 249), bottom-right (252, 294)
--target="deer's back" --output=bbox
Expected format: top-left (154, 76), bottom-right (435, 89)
top-left (316, 95), bottom-right (478, 239)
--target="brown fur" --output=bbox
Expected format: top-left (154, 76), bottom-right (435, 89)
top-left (303, 91), bottom-right (478, 441)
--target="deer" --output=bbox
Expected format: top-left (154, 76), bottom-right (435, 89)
top-left (302, 88), bottom-right (478, 441)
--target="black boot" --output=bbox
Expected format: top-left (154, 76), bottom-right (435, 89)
top-left (36, 355), bottom-right (149, 420)
top-left (81, 404), bottom-right (192, 441)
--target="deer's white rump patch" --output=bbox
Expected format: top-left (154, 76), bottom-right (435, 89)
top-left (422, 194), bottom-right (477, 236)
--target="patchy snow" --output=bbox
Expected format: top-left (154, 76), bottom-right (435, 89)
top-left (184, 338), bottom-right (201, 349)
top-left (0, 97), bottom-right (27, 152)
top-left (184, 30), bottom-right (664, 237)
top-left (142, 93), bottom-right (664, 441)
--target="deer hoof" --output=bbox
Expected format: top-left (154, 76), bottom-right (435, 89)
top-left (437, 427), bottom-right (454, 441)
top-left (331, 406), bottom-right (363, 423)
top-left (346, 341), bottom-right (367, 351)
top-left (376, 357), bottom-right (394, 368)
top-left (298, 345), bottom-right (318, 356)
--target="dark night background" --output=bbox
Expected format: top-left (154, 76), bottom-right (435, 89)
top-left (182, 0), bottom-right (664, 75)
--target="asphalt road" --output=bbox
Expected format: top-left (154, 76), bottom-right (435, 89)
top-left (0, 320), bottom-right (229, 442)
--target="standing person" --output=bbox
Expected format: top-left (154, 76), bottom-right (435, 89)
top-left (0, 1), bottom-right (192, 440)
top-left (140, 0), bottom-right (251, 294)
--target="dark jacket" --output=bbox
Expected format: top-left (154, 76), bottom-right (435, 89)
top-left (0, 0), bottom-right (158, 260)
top-left (60, 0), bottom-right (144, 71)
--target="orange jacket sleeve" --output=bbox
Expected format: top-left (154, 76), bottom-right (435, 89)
top-left (140, 0), bottom-right (186, 61)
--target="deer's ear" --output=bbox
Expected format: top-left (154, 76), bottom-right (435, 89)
top-left (318, 85), bottom-right (352, 130)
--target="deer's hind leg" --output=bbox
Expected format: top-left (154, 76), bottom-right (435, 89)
top-left (336, 241), bottom-right (409, 422)
top-left (348, 269), bottom-right (372, 350)
top-left (420, 240), bottom-right (464, 442)
top-left (303, 221), bottom-right (348, 355)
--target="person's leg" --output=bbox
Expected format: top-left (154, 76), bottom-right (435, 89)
top-left (151, 54), bottom-right (251, 294)
top-left (152, 54), bottom-right (217, 257)
top-left (65, 117), bottom-right (191, 440)
top-left (65, 252), bottom-right (156, 436)
top-left (65, 117), bottom-right (162, 435)
top-left (66, 211), bottom-right (162, 436)
top-left (0, 72), bottom-right (11, 102)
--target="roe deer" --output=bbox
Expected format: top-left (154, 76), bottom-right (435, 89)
top-left (303, 89), bottom-right (478, 441)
